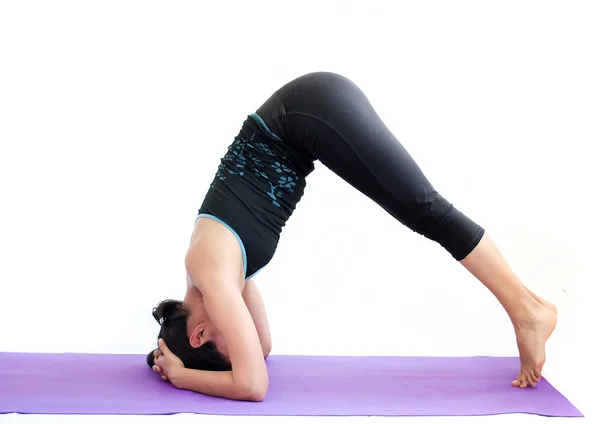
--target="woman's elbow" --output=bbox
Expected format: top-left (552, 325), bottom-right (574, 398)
top-left (236, 380), bottom-right (268, 402)
top-left (246, 388), bottom-right (267, 402)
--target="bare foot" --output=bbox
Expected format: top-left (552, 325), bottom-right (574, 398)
top-left (525, 288), bottom-right (558, 315)
top-left (511, 304), bottom-right (557, 388)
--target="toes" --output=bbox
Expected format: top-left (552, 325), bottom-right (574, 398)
top-left (161, 374), bottom-right (168, 381)
top-left (513, 371), bottom-right (528, 388)
top-left (518, 373), bottom-right (528, 388)
top-left (526, 373), bottom-right (537, 388)
top-left (515, 369), bottom-right (539, 388)
top-left (513, 368), bottom-right (541, 388)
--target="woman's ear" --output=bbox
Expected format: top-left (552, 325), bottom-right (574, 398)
top-left (189, 323), bottom-right (206, 348)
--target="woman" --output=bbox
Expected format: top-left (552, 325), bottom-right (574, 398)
top-left (147, 72), bottom-right (557, 401)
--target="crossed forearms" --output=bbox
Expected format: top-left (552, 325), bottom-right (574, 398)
top-left (170, 368), bottom-right (267, 402)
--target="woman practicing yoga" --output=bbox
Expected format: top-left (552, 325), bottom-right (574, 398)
top-left (147, 72), bottom-right (558, 401)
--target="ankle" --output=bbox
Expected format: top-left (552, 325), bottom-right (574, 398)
top-left (509, 296), bottom-right (541, 328)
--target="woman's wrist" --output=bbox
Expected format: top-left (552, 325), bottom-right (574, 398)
top-left (169, 367), bottom-right (188, 389)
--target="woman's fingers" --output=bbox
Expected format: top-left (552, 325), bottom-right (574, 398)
top-left (155, 355), bottom-right (165, 367)
top-left (158, 339), bottom-right (172, 356)
top-left (152, 364), bottom-right (168, 381)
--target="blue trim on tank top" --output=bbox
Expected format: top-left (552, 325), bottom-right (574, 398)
top-left (249, 113), bottom-right (282, 141)
top-left (195, 214), bottom-right (248, 278)
top-left (246, 265), bottom-right (265, 280)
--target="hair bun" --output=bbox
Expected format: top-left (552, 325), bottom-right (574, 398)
top-left (152, 299), bottom-right (183, 325)
top-left (146, 350), bottom-right (156, 368)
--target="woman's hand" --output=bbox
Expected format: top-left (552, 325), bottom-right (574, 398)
top-left (151, 339), bottom-right (185, 383)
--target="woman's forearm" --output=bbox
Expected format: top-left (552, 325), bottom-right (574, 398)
top-left (171, 368), bottom-right (266, 402)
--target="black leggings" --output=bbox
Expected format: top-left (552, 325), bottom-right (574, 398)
top-left (258, 72), bottom-right (484, 260)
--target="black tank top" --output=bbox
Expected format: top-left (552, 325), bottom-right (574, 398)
top-left (198, 114), bottom-right (314, 278)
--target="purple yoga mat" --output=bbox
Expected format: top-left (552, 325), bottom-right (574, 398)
top-left (0, 353), bottom-right (582, 417)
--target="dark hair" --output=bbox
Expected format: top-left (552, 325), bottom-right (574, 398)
top-left (146, 299), bottom-right (231, 371)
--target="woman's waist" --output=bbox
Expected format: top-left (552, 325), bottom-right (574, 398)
top-left (198, 189), bottom-right (283, 250)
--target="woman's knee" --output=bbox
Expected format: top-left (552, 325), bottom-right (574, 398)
top-left (401, 193), bottom-right (484, 260)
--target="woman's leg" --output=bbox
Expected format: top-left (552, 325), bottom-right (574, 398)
top-left (461, 235), bottom-right (557, 387)
top-left (525, 288), bottom-right (558, 314)
top-left (273, 72), bottom-right (557, 388)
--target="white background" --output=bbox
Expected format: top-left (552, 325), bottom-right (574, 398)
top-left (1, 1), bottom-right (598, 423)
